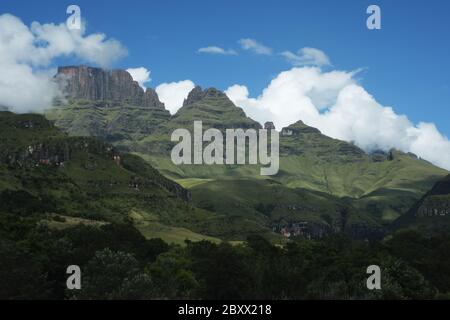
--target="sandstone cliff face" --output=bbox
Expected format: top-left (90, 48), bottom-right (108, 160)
top-left (56, 66), bottom-right (165, 109)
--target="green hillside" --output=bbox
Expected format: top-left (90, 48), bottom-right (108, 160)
top-left (392, 174), bottom-right (450, 233)
top-left (45, 85), bottom-right (448, 239)
top-left (47, 99), bottom-right (170, 150)
top-left (0, 111), bottom-right (224, 244)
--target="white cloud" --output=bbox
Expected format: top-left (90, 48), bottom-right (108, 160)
top-left (0, 13), bottom-right (127, 113)
top-left (0, 64), bottom-right (60, 113)
top-left (239, 38), bottom-right (272, 55)
top-left (156, 80), bottom-right (195, 114)
top-left (127, 67), bottom-right (151, 89)
top-left (198, 46), bottom-right (237, 55)
top-left (226, 66), bottom-right (450, 170)
top-left (281, 47), bottom-right (331, 67)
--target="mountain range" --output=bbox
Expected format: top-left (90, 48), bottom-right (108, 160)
top-left (3, 65), bottom-right (447, 243)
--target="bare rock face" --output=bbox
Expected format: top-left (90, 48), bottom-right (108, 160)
top-left (203, 87), bottom-right (226, 98)
top-left (182, 86), bottom-right (227, 107)
top-left (144, 88), bottom-right (165, 109)
top-left (56, 66), bottom-right (165, 109)
top-left (182, 86), bottom-right (204, 106)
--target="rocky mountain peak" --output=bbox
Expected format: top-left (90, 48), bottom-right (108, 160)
top-left (182, 86), bottom-right (227, 107)
top-left (182, 86), bottom-right (205, 106)
top-left (55, 65), bottom-right (166, 110)
top-left (281, 120), bottom-right (321, 136)
top-left (203, 87), bottom-right (226, 98)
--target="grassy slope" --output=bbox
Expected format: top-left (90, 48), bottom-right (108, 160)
top-left (392, 174), bottom-right (450, 233)
top-left (44, 92), bottom-right (448, 237)
top-left (0, 111), bottom-right (222, 244)
top-left (47, 99), bottom-right (170, 147)
top-left (136, 148), bottom-right (446, 225)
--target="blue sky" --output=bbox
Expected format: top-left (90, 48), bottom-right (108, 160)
top-left (2, 0), bottom-right (450, 139)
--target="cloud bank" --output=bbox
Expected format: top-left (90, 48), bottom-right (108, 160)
top-left (226, 67), bottom-right (450, 170)
top-left (0, 13), bottom-right (127, 113)
top-left (156, 80), bottom-right (195, 114)
top-left (127, 67), bottom-right (151, 89)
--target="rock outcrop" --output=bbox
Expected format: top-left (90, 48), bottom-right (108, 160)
top-left (143, 87), bottom-right (165, 109)
top-left (182, 86), bottom-right (204, 106)
top-left (56, 66), bottom-right (165, 109)
top-left (182, 86), bottom-right (227, 107)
